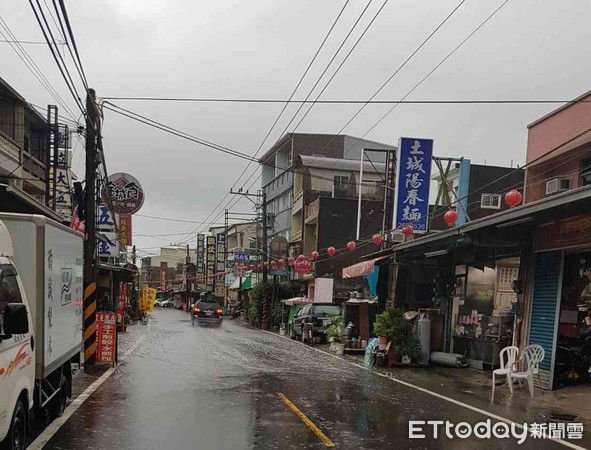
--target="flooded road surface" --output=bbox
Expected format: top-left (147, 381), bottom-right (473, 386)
top-left (42, 309), bottom-right (582, 449)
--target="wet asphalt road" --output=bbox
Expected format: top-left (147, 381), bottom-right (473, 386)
top-left (42, 309), bottom-right (578, 450)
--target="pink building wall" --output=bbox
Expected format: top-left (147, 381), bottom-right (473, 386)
top-left (525, 91), bottom-right (591, 202)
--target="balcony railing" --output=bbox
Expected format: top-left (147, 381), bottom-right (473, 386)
top-left (292, 229), bottom-right (302, 242)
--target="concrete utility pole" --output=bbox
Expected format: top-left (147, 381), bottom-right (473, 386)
top-left (186, 244), bottom-right (191, 310)
top-left (83, 88), bottom-right (98, 365)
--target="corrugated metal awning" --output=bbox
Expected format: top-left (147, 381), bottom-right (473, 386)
top-left (342, 257), bottom-right (386, 279)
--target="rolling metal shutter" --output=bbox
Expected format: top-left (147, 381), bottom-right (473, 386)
top-left (529, 250), bottom-right (562, 389)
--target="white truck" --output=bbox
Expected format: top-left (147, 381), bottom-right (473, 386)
top-left (0, 213), bottom-right (83, 450)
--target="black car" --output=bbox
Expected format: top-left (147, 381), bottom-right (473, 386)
top-left (191, 300), bottom-right (223, 326)
top-left (290, 303), bottom-right (341, 341)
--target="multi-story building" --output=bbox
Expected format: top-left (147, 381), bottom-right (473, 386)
top-left (430, 161), bottom-right (525, 229)
top-left (0, 77), bottom-right (61, 219)
top-left (259, 133), bottom-right (395, 244)
top-left (140, 246), bottom-right (195, 291)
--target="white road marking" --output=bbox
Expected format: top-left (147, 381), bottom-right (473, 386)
top-left (261, 328), bottom-right (589, 450)
top-left (27, 367), bottom-right (116, 450)
top-left (28, 334), bottom-right (147, 449)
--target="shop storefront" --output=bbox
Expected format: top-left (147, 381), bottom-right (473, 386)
top-left (528, 212), bottom-right (591, 390)
top-left (451, 258), bottom-right (519, 369)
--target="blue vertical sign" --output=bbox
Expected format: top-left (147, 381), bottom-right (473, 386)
top-left (393, 137), bottom-right (433, 233)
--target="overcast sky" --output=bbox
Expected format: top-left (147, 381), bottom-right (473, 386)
top-left (2, 0), bottom-right (591, 257)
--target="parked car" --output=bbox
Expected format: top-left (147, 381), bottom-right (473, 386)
top-left (191, 299), bottom-right (223, 326)
top-left (160, 299), bottom-right (173, 308)
top-left (290, 303), bottom-right (341, 341)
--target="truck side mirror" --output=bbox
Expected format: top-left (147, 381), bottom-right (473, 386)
top-left (4, 303), bottom-right (29, 335)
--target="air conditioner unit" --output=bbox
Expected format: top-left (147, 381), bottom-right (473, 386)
top-left (545, 178), bottom-right (570, 196)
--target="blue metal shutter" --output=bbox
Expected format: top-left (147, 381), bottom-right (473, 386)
top-left (529, 251), bottom-right (561, 378)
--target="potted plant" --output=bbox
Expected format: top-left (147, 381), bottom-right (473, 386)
top-left (373, 308), bottom-right (422, 365)
top-left (393, 333), bottom-right (423, 364)
top-left (373, 308), bottom-right (404, 350)
top-left (326, 315), bottom-right (344, 355)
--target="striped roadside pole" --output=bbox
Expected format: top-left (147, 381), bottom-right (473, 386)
top-left (83, 281), bottom-right (97, 363)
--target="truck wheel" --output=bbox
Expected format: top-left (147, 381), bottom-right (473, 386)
top-left (49, 374), bottom-right (68, 419)
top-left (1, 399), bottom-right (26, 450)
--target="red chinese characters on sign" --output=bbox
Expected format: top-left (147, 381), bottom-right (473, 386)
top-left (96, 312), bottom-right (116, 364)
top-left (294, 256), bottom-right (312, 275)
top-left (160, 270), bottom-right (167, 292)
top-left (117, 283), bottom-right (127, 324)
top-left (118, 215), bottom-right (132, 246)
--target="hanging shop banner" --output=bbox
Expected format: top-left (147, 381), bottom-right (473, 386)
top-left (160, 270), bottom-right (167, 292)
top-left (144, 288), bottom-right (156, 312)
top-left (393, 137), bottom-right (433, 233)
top-left (117, 283), bottom-right (127, 325)
top-left (102, 172), bottom-right (145, 215)
top-left (97, 204), bottom-right (116, 231)
top-left (215, 233), bottom-right (227, 298)
top-left (57, 124), bottom-right (71, 149)
top-left (70, 208), bottom-right (85, 234)
top-left (118, 215), bottom-right (132, 246)
top-left (196, 234), bottom-right (205, 283)
top-left (97, 232), bottom-right (120, 258)
top-left (96, 312), bottom-right (116, 364)
top-left (206, 236), bottom-right (216, 286)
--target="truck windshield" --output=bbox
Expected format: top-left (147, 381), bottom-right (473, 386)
top-left (0, 264), bottom-right (23, 332)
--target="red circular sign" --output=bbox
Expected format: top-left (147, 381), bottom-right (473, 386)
top-left (294, 256), bottom-right (312, 275)
top-left (102, 172), bottom-right (145, 215)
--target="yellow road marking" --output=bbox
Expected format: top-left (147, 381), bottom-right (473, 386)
top-left (277, 393), bottom-right (336, 448)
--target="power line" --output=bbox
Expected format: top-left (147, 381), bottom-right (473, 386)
top-left (28, 0), bottom-right (86, 115)
top-left (0, 15), bottom-right (78, 121)
top-left (98, 97), bottom-right (591, 105)
top-left (55, 0), bottom-right (89, 91)
top-left (192, 0), bottom-right (383, 238)
top-left (134, 213), bottom-right (226, 225)
top-left (228, 0), bottom-right (351, 192)
top-left (0, 38), bottom-right (66, 45)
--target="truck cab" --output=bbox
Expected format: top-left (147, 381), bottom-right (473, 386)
top-left (0, 236), bottom-right (34, 450)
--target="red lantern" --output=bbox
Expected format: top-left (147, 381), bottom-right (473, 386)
top-left (263, 261), bottom-right (269, 267)
top-left (347, 241), bottom-right (356, 251)
top-left (278, 259), bottom-right (285, 269)
top-left (270, 260), bottom-right (277, 269)
top-left (249, 265), bottom-right (255, 270)
top-left (444, 210), bottom-right (459, 226)
top-left (287, 256), bottom-right (295, 265)
top-left (505, 190), bottom-right (523, 208)
top-left (327, 247), bottom-right (337, 257)
top-left (372, 234), bottom-right (382, 245)
top-left (311, 251), bottom-right (319, 260)
top-left (257, 264), bottom-right (263, 270)
top-left (401, 225), bottom-right (414, 237)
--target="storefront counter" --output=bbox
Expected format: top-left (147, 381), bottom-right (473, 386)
top-left (452, 313), bottom-right (514, 370)
top-left (452, 336), bottom-right (511, 370)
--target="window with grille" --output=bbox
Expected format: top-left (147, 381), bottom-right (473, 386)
top-left (480, 193), bottom-right (501, 209)
top-left (581, 158), bottom-right (591, 186)
top-left (333, 176), bottom-right (349, 197)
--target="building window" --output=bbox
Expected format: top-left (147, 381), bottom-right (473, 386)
top-left (0, 99), bottom-right (16, 140)
top-left (581, 158), bottom-right (591, 186)
top-left (333, 175), bottom-right (349, 197)
top-left (480, 193), bottom-right (501, 210)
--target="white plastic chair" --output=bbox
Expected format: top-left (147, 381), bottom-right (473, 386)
top-left (511, 344), bottom-right (545, 397)
top-left (492, 346), bottom-right (519, 397)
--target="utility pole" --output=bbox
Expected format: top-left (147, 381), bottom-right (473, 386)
top-left (185, 244), bottom-right (191, 311)
top-left (83, 88), bottom-right (98, 366)
top-left (262, 191), bottom-right (268, 284)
